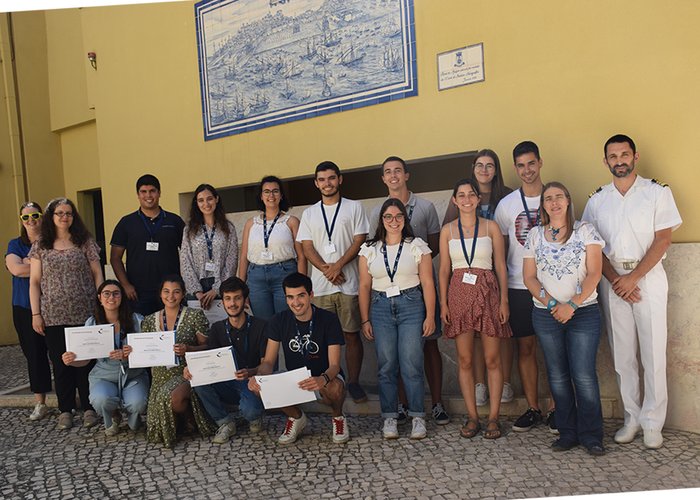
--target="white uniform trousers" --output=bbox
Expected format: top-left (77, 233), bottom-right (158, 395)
top-left (598, 263), bottom-right (668, 431)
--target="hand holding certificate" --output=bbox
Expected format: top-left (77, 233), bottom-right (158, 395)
top-left (254, 367), bottom-right (318, 409)
top-left (185, 347), bottom-right (237, 387)
top-left (187, 299), bottom-right (228, 324)
top-left (64, 324), bottom-right (115, 361)
top-left (127, 331), bottom-right (176, 368)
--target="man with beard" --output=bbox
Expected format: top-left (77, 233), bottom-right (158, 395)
top-left (582, 134), bottom-right (682, 449)
top-left (297, 161), bottom-right (369, 404)
top-left (184, 277), bottom-right (267, 444)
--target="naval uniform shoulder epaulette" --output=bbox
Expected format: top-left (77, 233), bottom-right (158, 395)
top-left (588, 186), bottom-right (603, 198)
top-left (651, 178), bottom-right (669, 188)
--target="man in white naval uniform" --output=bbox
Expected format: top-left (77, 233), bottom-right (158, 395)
top-left (582, 134), bottom-right (682, 449)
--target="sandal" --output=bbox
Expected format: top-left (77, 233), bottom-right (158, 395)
top-left (483, 419), bottom-right (502, 439)
top-left (460, 418), bottom-right (481, 438)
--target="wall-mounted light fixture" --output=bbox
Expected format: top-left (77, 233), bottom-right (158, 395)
top-left (87, 52), bottom-right (97, 70)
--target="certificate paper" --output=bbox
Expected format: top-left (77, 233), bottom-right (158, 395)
top-left (185, 347), bottom-right (237, 387)
top-left (187, 299), bottom-right (228, 324)
top-left (64, 324), bottom-right (114, 361)
top-left (255, 367), bottom-right (317, 409)
top-left (127, 331), bottom-right (176, 368)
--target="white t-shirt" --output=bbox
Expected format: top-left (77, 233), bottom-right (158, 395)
top-left (368, 193), bottom-right (440, 242)
top-left (297, 197), bottom-right (369, 296)
top-left (359, 237), bottom-right (431, 292)
top-left (523, 221), bottom-right (605, 308)
top-left (494, 189), bottom-right (540, 289)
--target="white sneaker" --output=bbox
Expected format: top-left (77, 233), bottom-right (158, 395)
top-left (501, 382), bottom-right (514, 403)
top-left (383, 418), bottom-right (399, 439)
top-left (278, 411), bottom-right (307, 444)
top-left (332, 415), bottom-right (350, 444)
top-left (104, 422), bottom-right (120, 437)
top-left (614, 424), bottom-right (642, 444)
top-left (410, 417), bottom-right (427, 440)
top-left (475, 383), bottom-right (489, 407)
top-left (249, 418), bottom-right (263, 434)
top-left (29, 403), bottom-right (49, 421)
top-left (643, 428), bottom-right (663, 449)
top-left (212, 421), bottom-right (236, 444)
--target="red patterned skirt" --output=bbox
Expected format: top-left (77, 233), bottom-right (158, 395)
top-left (444, 268), bottom-right (512, 339)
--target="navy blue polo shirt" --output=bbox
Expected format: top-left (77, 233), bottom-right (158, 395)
top-left (110, 209), bottom-right (185, 294)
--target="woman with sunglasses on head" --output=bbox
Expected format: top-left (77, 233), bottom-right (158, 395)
top-left (29, 198), bottom-right (104, 430)
top-left (523, 182), bottom-right (606, 455)
top-left (443, 150), bottom-right (514, 408)
top-left (439, 179), bottom-right (511, 439)
top-left (180, 184), bottom-right (238, 310)
top-left (359, 199), bottom-right (436, 440)
top-left (141, 275), bottom-right (215, 448)
top-left (238, 175), bottom-right (306, 319)
top-left (62, 280), bottom-right (149, 436)
top-left (5, 202), bottom-right (52, 421)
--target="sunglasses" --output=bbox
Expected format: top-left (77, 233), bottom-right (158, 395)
top-left (20, 213), bottom-right (42, 222)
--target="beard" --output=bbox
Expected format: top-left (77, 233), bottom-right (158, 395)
top-left (608, 162), bottom-right (634, 178)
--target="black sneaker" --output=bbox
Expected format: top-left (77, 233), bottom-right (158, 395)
top-left (431, 402), bottom-right (450, 425)
top-left (512, 407), bottom-right (542, 432)
top-left (546, 409), bottom-right (559, 435)
top-left (397, 403), bottom-right (408, 426)
top-left (551, 438), bottom-right (578, 452)
top-left (347, 383), bottom-right (368, 404)
top-left (586, 444), bottom-right (606, 456)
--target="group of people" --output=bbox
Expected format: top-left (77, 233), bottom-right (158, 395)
top-left (5, 134), bottom-right (681, 454)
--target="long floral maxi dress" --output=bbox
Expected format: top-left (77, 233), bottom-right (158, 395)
top-left (141, 307), bottom-right (216, 447)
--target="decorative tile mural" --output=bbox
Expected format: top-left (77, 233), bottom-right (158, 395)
top-left (195, 0), bottom-right (417, 140)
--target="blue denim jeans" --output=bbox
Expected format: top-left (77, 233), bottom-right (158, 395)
top-left (89, 375), bottom-right (149, 430)
top-left (533, 304), bottom-right (604, 447)
top-left (193, 379), bottom-right (264, 426)
top-left (247, 259), bottom-right (297, 320)
top-left (370, 286), bottom-right (426, 418)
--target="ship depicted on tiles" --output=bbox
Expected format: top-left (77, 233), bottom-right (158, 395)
top-left (195, 0), bottom-right (417, 139)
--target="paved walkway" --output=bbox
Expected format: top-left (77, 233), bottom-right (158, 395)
top-left (1, 347), bottom-right (698, 499)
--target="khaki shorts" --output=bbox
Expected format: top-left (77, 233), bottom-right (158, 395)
top-left (312, 293), bottom-right (361, 333)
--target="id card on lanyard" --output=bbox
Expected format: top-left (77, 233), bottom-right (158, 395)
top-left (458, 216), bottom-right (479, 285)
top-left (261, 212), bottom-right (280, 261)
top-left (321, 199), bottom-right (342, 256)
top-left (383, 240), bottom-right (405, 297)
top-left (140, 210), bottom-right (165, 252)
top-left (203, 225), bottom-right (217, 271)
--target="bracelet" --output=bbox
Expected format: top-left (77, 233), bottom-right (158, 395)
top-left (32, 313), bottom-right (41, 316)
top-left (547, 298), bottom-right (558, 311)
top-left (567, 300), bottom-right (579, 311)
top-left (321, 373), bottom-right (331, 387)
top-left (361, 319), bottom-right (370, 325)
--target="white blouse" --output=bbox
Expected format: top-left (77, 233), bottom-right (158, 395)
top-left (246, 213), bottom-right (297, 265)
top-left (359, 237), bottom-right (431, 292)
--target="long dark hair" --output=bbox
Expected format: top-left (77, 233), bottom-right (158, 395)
top-left (95, 280), bottom-right (136, 335)
top-left (159, 274), bottom-right (187, 305)
top-left (19, 201), bottom-right (42, 245)
top-left (367, 198), bottom-right (415, 246)
top-left (187, 184), bottom-right (230, 239)
top-left (540, 182), bottom-right (575, 243)
top-left (38, 198), bottom-right (92, 250)
top-left (471, 149), bottom-right (511, 215)
top-left (256, 175), bottom-right (290, 212)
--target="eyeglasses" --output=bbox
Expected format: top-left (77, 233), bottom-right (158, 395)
top-left (474, 162), bottom-right (496, 171)
top-left (382, 214), bottom-right (405, 222)
top-left (262, 189), bottom-right (281, 196)
top-left (20, 213), bottom-right (42, 222)
top-left (54, 211), bottom-right (74, 218)
top-left (100, 290), bottom-right (122, 298)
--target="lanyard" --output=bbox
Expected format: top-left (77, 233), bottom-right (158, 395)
top-left (406, 203), bottom-right (415, 223)
top-left (262, 212), bottom-right (281, 249)
top-left (382, 240), bottom-right (405, 283)
top-left (163, 306), bottom-right (183, 332)
top-left (203, 225), bottom-right (216, 261)
top-left (519, 188), bottom-right (539, 229)
top-left (321, 198), bottom-right (342, 244)
top-left (458, 216), bottom-right (479, 268)
top-left (294, 307), bottom-right (315, 357)
top-left (226, 315), bottom-right (251, 368)
top-left (138, 210), bottom-right (165, 242)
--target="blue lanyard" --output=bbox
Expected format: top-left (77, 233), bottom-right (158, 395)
top-left (382, 240), bottom-right (405, 283)
top-left (262, 212), bottom-right (281, 249)
top-left (138, 210), bottom-right (165, 241)
top-left (226, 315), bottom-right (251, 368)
top-left (294, 307), bottom-right (315, 357)
top-left (458, 216), bottom-right (479, 269)
top-left (321, 198), bottom-right (342, 244)
top-left (406, 203), bottom-right (415, 223)
top-left (203, 225), bottom-right (216, 260)
top-left (163, 306), bottom-right (183, 332)
top-left (519, 188), bottom-right (540, 229)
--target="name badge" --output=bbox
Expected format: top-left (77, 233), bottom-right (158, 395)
top-left (385, 285), bottom-right (400, 297)
top-left (462, 272), bottom-right (477, 285)
top-left (146, 241), bottom-right (159, 252)
top-left (204, 261), bottom-right (217, 272)
top-left (260, 249), bottom-right (274, 261)
top-left (324, 242), bottom-right (337, 255)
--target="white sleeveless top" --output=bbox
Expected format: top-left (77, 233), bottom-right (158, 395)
top-left (247, 213), bottom-right (297, 265)
top-left (448, 220), bottom-right (493, 270)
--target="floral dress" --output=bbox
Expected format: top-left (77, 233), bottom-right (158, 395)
top-left (141, 307), bottom-right (215, 447)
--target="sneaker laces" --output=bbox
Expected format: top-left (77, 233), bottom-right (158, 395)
top-left (333, 417), bottom-right (345, 435)
top-left (283, 418), bottom-right (295, 436)
top-left (432, 403), bottom-right (445, 417)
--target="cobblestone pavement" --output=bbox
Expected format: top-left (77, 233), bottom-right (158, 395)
top-left (0, 345), bottom-right (30, 392)
top-left (1, 406), bottom-right (698, 500)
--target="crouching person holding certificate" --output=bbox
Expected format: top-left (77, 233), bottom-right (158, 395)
top-left (183, 277), bottom-right (267, 444)
top-left (248, 272), bottom-right (348, 444)
top-left (62, 280), bottom-right (149, 436)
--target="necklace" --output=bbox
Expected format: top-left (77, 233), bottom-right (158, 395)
top-left (548, 225), bottom-right (564, 241)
